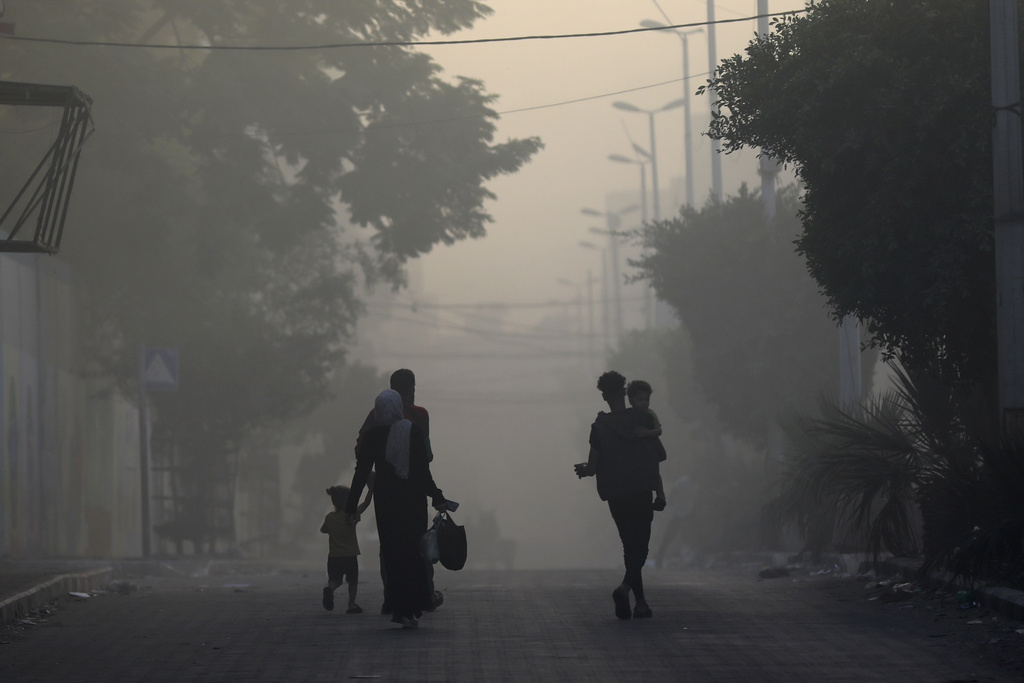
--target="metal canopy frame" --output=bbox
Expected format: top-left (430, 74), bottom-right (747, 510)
top-left (0, 81), bottom-right (94, 254)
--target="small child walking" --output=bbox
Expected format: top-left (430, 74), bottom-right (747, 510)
top-left (321, 474), bottom-right (374, 613)
top-left (626, 379), bottom-right (668, 511)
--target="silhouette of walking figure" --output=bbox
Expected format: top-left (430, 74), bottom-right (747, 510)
top-left (575, 371), bottom-right (665, 620)
top-left (348, 389), bottom-right (449, 629)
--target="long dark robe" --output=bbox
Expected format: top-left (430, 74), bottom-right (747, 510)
top-left (348, 423), bottom-right (441, 620)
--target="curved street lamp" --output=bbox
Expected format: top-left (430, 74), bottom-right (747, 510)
top-left (608, 153), bottom-right (649, 226)
top-left (640, 20), bottom-right (703, 208)
top-left (612, 99), bottom-right (685, 222)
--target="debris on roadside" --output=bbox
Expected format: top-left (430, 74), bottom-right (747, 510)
top-left (879, 582), bottom-right (920, 603)
top-left (858, 575), bottom-right (924, 603)
top-left (1, 598), bottom-right (67, 641)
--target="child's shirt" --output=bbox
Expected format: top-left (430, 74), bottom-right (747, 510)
top-left (627, 406), bottom-right (662, 433)
top-left (627, 407), bottom-right (667, 463)
top-left (321, 510), bottom-right (360, 557)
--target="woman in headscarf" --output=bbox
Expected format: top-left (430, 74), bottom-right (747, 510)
top-left (347, 389), bottom-right (448, 629)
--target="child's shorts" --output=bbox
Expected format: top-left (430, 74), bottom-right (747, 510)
top-left (328, 555), bottom-right (359, 584)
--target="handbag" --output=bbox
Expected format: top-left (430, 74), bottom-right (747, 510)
top-left (435, 510), bottom-right (468, 571)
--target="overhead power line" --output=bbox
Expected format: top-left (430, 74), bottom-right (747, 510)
top-left (499, 72), bottom-right (708, 116)
top-left (407, 296), bottom-right (646, 310)
top-left (0, 10), bottom-right (805, 51)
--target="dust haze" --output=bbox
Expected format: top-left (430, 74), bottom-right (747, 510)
top-left (0, 0), bottom-right (809, 568)
top-left (336, 0), bottom-right (806, 569)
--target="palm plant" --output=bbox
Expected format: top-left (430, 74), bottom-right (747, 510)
top-left (767, 360), bottom-right (1024, 586)
top-left (768, 387), bottom-right (925, 560)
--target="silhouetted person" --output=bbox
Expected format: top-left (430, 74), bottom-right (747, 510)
top-left (355, 369), bottom-right (441, 613)
top-left (348, 390), bottom-right (448, 629)
top-left (356, 369), bottom-right (432, 461)
top-left (321, 477), bottom-right (374, 613)
top-left (575, 371), bottom-right (665, 620)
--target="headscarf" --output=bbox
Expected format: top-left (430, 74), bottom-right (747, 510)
top-left (374, 389), bottom-right (412, 479)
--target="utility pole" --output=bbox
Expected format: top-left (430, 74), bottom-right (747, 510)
top-left (587, 270), bottom-right (596, 375)
top-left (756, 0), bottom-right (780, 223)
top-left (707, 0), bottom-right (723, 199)
top-left (991, 0), bottom-right (1024, 430)
top-left (137, 347), bottom-right (152, 558)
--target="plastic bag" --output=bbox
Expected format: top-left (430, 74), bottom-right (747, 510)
top-left (419, 522), bottom-right (440, 564)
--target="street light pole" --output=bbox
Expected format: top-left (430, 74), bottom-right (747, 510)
top-left (612, 98), bottom-right (685, 222)
top-left (580, 241), bottom-right (610, 354)
top-left (707, 0), bottom-right (723, 199)
top-left (610, 152), bottom-right (653, 328)
top-left (640, 21), bottom-right (702, 208)
top-left (608, 153), bottom-right (649, 225)
top-left (586, 270), bottom-right (596, 373)
top-left (756, 1), bottom-right (780, 223)
top-left (648, 110), bottom-right (660, 220)
top-left (991, 0), bottom-right (1024, 429)
top-left (582, 205), bottom-right (639, 343)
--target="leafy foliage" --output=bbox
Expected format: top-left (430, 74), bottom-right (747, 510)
top-left (770, 388), bottom-right (927, 559)
top-left (704, 0), bottom-right (1000, 394)
top-left (0, 1), bottom-right (541, 547)
top-left (632, 184), bottom-right (853, 447)
top-left (3, 1), bottom-right (541, 423)
top-left (769, 362), bottom-right (1024, 585)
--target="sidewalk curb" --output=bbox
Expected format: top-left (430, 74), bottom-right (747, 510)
top-left (0, 566), bottom-right (114, 626)
top-left (870, 556), bottom-right (1024, 622)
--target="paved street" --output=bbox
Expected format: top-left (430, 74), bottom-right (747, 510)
top-left (3, 565), bottom-right (1023, 682)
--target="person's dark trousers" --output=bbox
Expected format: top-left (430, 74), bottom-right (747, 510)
top-left (608, 491), bottom-right (654, 601)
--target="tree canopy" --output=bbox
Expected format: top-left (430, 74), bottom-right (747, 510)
top-left (0, 1), bottom-right (541, 451)
top-left (704, 0), bottom-right (1001, 390)
top-left (0, 2), bottom-right (541, 546)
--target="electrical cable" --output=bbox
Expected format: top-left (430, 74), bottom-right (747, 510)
top-left (0, 10), bottom-right (805, 51)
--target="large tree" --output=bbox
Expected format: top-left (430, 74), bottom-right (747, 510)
top-left (705, 0), bottom-right (1001, 395)
top-left (0, 1), bottom-right (541, 544)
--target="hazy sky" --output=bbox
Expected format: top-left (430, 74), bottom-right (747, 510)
top-left (351, 1), bottom-right (807, 569)
top-left (411, 0), bottom-right (804, 321)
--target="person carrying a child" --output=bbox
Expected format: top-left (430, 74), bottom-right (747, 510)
top-left (626, 379), bottom-right (668, 511)
top-left (575, 371), bottom-right (666, 620)
top-left (321, 474), bottom-right (375, 613)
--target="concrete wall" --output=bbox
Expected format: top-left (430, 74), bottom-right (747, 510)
top-left (0, 252), bottom-right (140, 559)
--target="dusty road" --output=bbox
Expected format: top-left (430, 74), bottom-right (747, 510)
top-left (3, 565), bottom-right (1023, 682)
